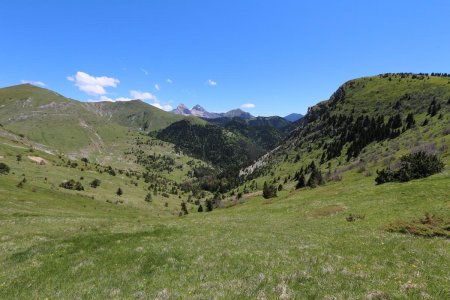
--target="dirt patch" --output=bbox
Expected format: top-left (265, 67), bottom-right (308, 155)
top-left (0, 156), bottom-right (4, 159)
top-left (27, 156), bottom-right (47, 164)
top-left (311, 205), bottom-right (346, 217)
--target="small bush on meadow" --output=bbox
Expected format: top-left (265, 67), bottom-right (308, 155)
top-left (0, 162), bottom-right (10, 174)
top-left (90, 178), bottom-right (101, 188)
top-left (60, 179), bottom-right (84, 191)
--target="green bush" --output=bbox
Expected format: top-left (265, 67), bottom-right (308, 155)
top-left (0, 162), bottom-right (10, 174)
top-left (375, 151), bottom-right (444, 184)
top-left (145, 193), bottom-right (152, 202)
top-left (90, 179), bottom-right (101, 188)
top-left (60, 179), bottom-right (84, 191)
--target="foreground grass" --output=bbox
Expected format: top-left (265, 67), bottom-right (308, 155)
top-left (0, 170), bottom-right (449, 299)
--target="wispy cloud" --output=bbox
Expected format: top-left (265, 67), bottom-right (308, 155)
top-left (67, 71), bottom-right (119, 96)
top-left (167, 79), bottom-right (173, 84)
top-left (130, 90), bottom-right (157, 101)
top-left (154, 84), bottom-right (160, 91)
top-left (207, 79), bottom-right (217, 86)
top-left (140, 68), bottom-right (149, 76)
top-left (241, 103), bottom-right (256, 109)
top-left (151, 103), bottom-right (173, 111)
top-left (21, 80), bottom-right (46, 87)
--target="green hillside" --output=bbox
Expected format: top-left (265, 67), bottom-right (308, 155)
top-left (0, 84), bottom-right (204, 164)
top-left (240, 73), bottom-right (450, 191)
top-left (83, 100), bottom-right (205, 132)
top-left (0, 75), bottom-right (449, 298)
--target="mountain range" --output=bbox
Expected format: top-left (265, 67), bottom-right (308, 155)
top-left (172, 103), bottom-right (254, 119)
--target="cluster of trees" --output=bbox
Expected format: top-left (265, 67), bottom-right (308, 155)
top-left (295, 161), bottom-right (324, 189)
top-left (323, 113), bottom-right (410, 162)
top-left (134, 151), bottom-right (176, 173)
top-left (208, 117), bottom-right (293, 152)
top-left (379, 73), bottom-right (450, 79)
top-left (375, 152), bottom-right (444, 185)
top-left (157, 120), bottom-right (265, 192)
top-left (60, 179), bottom-right (84, 191)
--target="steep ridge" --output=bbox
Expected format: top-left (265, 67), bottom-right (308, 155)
top-left (241, 73), bottom-right (450, 185)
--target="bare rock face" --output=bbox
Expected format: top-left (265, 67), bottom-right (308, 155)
top-left (171, 104), bottom-right (253, 119)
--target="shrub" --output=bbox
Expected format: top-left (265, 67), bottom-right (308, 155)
top-left (205, 199), bottom-right (214, 212)
top-left (198, 204), bottom-right (203, 212)
top-left (145, 193), bottom-right (152, 202)
top-left (90, 178), bottom-right (101, 188)
top-left (375, 151), bottom-right (444, 184)
top-left (262, 181), bottom-right (277, 199)
top-left (116, 187), bottom-right (123, 196)
top-left (0, 162), bottom-right (10, 174)
top-left (60, 179), bottom-right (84, 191)
top-left (180, 202), bottom-right (188, 215)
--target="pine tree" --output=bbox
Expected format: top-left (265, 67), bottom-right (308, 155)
top-left (307, 167), bottom-right (324, 188)
top-left (198, 204), bottom-right (203, 212)
top-left (405, 113), bottom-right (415, 129)
top-left (116, 187), bottom-right (123, 196)
top-left (205, 199), bottom-right (214, 212)
top-left (263, 181), bottom-right (277, 199)
top-left (181, 201), bottom-right (188, 215)
top-left (296, 174), bottom-right (306, 189)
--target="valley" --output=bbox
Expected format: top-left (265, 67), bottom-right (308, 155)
top-left (0, 73), bottom-right (449, 298)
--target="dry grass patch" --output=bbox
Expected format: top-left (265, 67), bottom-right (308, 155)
top-left (311, 205), bottom-right (346, 217)
top-left (386, 213), bottom-right (450, 238)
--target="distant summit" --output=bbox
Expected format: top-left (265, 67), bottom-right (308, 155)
top-left (284, 113), bottom-right (304, 122)
top-left (172, 104), bottom-right (253, 119)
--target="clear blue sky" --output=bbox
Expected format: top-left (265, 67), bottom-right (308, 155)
top-left (1, 0), bottom-right (450, 116)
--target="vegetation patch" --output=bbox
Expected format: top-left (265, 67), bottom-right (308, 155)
top-left (0, 162), bottom-right (10, 174)
top-left (386, 213), bottom-right (450, 238)
top-left (311, 205), bottom-right (346, 217)
top-left (375, 151), bottom-right (445, 184)
top-left (59, 179), bottom-right (84, 191)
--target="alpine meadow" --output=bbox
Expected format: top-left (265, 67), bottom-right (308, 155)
top-left (0, 1), bottom-right (449, 299)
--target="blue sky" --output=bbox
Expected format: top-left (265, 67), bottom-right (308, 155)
top-left (1, 1), bottom-right (450, 116)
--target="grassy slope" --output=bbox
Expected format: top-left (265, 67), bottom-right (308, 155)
top-left (0, 160), bottom-right (448, 298)
top-left (0, 84), bottom-right (205, 161)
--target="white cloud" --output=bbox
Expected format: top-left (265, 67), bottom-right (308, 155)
top-left (86, 88), bottom-right (171, 109)
top-left (241, 103), bottom-right (256, 109)
top-left (207, 79), bottom-right (217, 86)
top-left (88, 95), bottom-right (132, 102)
top-left (151, 103), bottom-right (173, 111)
top-left (154, 84), bottom-right (160, 91)
top-left (21, 80), bottom-right (46, 87)
top-left (130, 90), bottom-right (157, 101)
top-left (115, 97), bottom-right (133, 102)
top-left (140, 68), bottom-right (149, 75)
top-left (167, 79), bottom-right (173, 84)
top-left (67, 71), bottom-right (119, 96)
